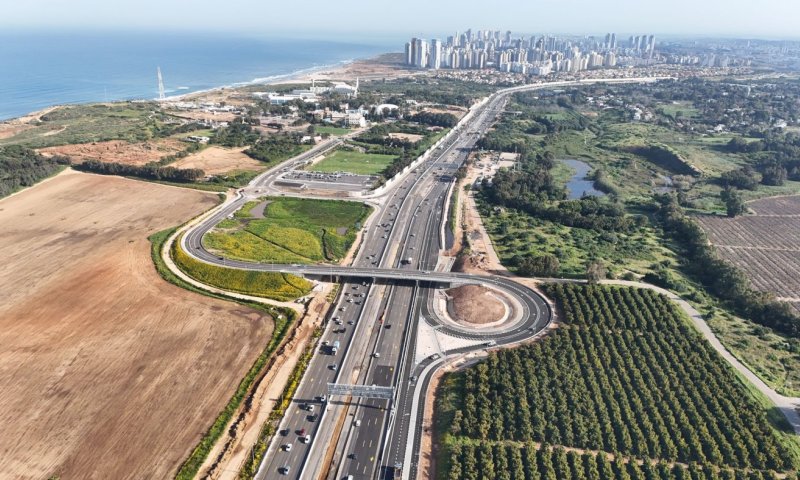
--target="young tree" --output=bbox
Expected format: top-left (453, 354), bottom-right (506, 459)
top-left (586, 260), bottom-right (607, 284)
top-left (720, 187), bottom-right (746, 218)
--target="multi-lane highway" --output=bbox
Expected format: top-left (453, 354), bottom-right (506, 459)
top-left (176, 77), bottom-right (664, 480)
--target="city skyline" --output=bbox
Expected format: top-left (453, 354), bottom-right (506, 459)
top-left (3, 0), bottom-right (800, 40)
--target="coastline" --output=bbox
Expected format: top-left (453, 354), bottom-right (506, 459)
top-left (0, 52), bottom-right (410, 126)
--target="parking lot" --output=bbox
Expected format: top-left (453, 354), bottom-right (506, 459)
top-left (279, 170), bottom-right (378, 192)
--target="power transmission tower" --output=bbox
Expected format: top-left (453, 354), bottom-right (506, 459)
top-left (157, 67), bottom-right (165, 101)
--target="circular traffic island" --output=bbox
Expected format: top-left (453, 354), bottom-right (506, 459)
top-left (445, 284), bottom-right (507, 326)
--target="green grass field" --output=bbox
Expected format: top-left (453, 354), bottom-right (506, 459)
top-left (206, 197), bottom-right (372, 264)
top-left (314, 125), bottom-right (352, 136)
top-left (308, 149), bottom-right (395, 175)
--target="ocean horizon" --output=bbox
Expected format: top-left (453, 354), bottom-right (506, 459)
top-left (0, 30), bottom-right (397, 121)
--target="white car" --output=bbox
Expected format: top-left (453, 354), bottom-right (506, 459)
top-left (283, 443), bottom-right (293, 452)
top-left (302, 434), bottom-right (311, 443)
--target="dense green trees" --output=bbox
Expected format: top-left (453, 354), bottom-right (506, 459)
top-left (212, 118), bottom-right (260, 147)
top-left (449, 438), bottom-right (788, 479)
top-left (442, 284), bottom-right (796, 479)
top-left (409, 111), bottom-right (458, 128)
top-left (719, 166), bottom-right (759, 190)
top-left (515, 254), bottom-right (560, 277)
top-left (720, 187), bottom-right (746, 217)
top-left (245, 134), bottom-right (308, 167)
top-left (74, 159), bottom-right (204, 183)
top-left (0, 145), bottom-right (70, 198)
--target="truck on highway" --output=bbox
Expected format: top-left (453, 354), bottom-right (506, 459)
top-left (332, 340), bottom-right (340, 355)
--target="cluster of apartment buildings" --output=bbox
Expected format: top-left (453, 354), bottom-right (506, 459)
top-left (404, 29), bottom-right (660, 76)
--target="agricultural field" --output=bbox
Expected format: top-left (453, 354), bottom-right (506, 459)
top-left (692, 196), bottom-right (800, 395)
top-left (696, 200), bottom-right (800, 300)
top-left (446, 444), bottom-right (791, 480)
top-left (436, 284), bottom-right (800, 480)
top-left (0, 170), bottom-right (278, 479)
top-left (308, 148), bottom-right (395, 175)
top-left (204, 197), bottom-right (371, 264)
top-left (749, 195), bottom-right (800, 216)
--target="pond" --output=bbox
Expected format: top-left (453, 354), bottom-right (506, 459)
top-left (562, 159), bottom-right (605, 200)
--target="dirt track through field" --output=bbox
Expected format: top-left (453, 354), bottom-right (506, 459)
top-left (0, 170), bottom-right (274, 480)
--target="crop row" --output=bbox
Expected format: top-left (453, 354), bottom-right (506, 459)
top-left (443, 284), bottom-right (795, 472)
top-left (447, 443), bottom-right (794, 480)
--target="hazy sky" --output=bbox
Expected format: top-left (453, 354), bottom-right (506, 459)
top-left (2, 0), bottom-right (799, 40)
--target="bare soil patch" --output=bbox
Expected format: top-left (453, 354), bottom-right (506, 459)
top-left (696, 200), bottom-right (800, 302)
top-left (38, 139), bottom-right (185, 166)
top-left (446, 285), bottom-right (505, 324)
top-left (0, 123), bottom-right (34, 140)
top-left (172, 146), bottom-right (264, 175)
top-left (388, 132), bottom-right (424, 142)
top-left (0, 170), bottom-right (274, 480)
top-left (422, 106), bottom-right (468, 119)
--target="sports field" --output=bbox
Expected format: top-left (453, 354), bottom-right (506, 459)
top-left (314, 125), bottom-right (352, 136)
top-left (309, 149), bottom-right (395, 175)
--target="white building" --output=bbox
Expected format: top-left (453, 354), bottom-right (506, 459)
top-left (333, 79), bottom-right (359, 98)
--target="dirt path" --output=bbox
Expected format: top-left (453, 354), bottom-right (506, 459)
top-left (0, 170), bottom-right (277, 480)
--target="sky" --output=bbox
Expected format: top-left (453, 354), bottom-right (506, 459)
top-left (2, 0), bottom-right (800, 41)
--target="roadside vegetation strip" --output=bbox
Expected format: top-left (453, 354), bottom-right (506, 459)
top-left (171, 236), bottom-right (312, 301)
top-left (447, 181), bottom-right (460, 234)
top-left (436, 283), bottom-right (800, 480)
top-left (148, 228), bottom-right (298, 480)
top-left (237, 326), bottom-right (323, 479)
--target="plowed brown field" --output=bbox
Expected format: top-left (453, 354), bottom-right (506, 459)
top-left (0, 170), bottom-right (273, 480)
top-left (696, 195), bottom-right (800, 302)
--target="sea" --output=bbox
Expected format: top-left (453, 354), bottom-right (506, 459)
top-left (0, 30), bottom-right (397, 121)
